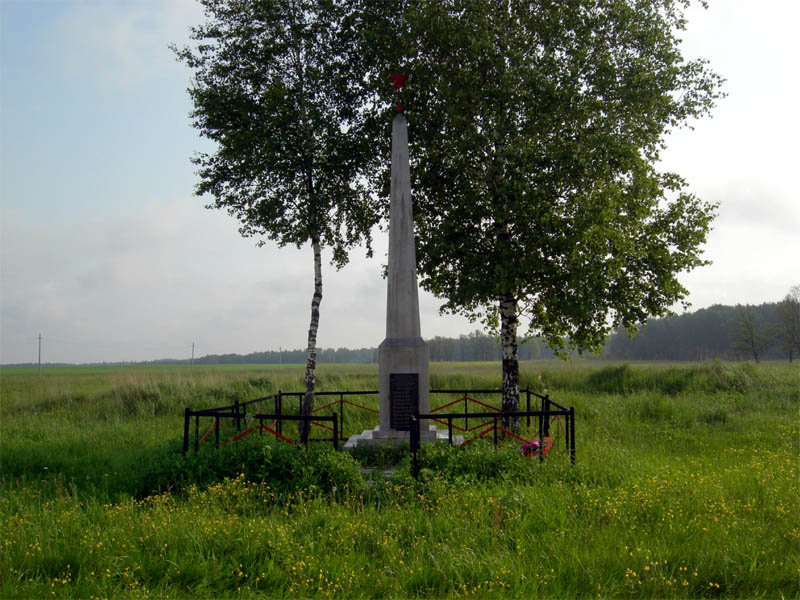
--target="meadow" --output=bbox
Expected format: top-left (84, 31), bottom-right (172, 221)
top-left (0, 360), bottom-right (798, 598)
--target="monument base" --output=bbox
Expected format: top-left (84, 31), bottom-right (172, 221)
top-left (344, 425), bottom-right (463, 450)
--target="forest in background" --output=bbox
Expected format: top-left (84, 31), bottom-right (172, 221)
top-left (7, 299), bottom-right (797, 367)
top-left (189, 297), bottom-right (799, 364)
top-left (605, 300), bottom-right (797, 361)
top-left (166, 298), bottom-right (800, 363)
top-left (177, 294), bottom-right (799, 365)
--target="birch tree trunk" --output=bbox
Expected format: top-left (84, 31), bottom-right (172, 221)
top-left (500, 292), bottom-right (520, 431)
top-left (300, 237), bottom-right (322, 443)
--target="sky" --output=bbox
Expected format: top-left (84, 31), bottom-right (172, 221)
top-left (1, 0), bottom-right (798, 365)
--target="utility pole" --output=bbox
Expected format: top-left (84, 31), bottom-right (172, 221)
top-left (191, 342), bottom-right (195, 368)
top-left (38, 334), bottom-right (42, 376)
top-left (279, 346), bottom-right (282, 365)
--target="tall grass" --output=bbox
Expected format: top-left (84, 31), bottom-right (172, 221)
top-left (1, 361), bottom-right (798, 598)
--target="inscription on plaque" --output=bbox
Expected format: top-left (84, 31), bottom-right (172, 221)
top-left (389, 373), bottom-right (418, 431)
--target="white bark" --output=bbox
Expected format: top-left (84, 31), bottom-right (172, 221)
top-left (300, 238), bottom-right (322, 442)
top-left (500, 293), bottom-right (520, 431)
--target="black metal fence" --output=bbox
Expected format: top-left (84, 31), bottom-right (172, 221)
top-left (410, 403), bottom-right (576, 480)
top-left (182, 391), bottom-right (372, 454)
top-left (182, 388), bottom-right (576, 471)
top-left (272, 390), bottom-right (378, 440)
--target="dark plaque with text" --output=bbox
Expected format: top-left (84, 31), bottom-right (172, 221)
top-left (389, 373), bottom-right (418, 431)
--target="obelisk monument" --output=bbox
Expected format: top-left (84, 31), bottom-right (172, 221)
top-left (372, 109), bottom-right (432, 441)
top-left (345, 78), bottom-right (444, 448)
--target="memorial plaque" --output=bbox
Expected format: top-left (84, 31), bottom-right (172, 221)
top-left (389, 373), bottom-right (418, 431)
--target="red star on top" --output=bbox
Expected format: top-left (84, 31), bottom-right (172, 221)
top-left (389, 73), bottom-right (408, 89)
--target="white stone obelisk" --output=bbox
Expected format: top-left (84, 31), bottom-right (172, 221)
top-left (373, 112), bottom-right (431, 439)
top-left (345, 111), bottom-right (443, 449)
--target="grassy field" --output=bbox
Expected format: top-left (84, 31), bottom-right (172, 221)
top-left (1, 360), bottom-right (798, 598)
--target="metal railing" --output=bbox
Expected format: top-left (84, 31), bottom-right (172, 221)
top-left (410, 403), bottom-right (576, 480)
top-left (183, 389), bottom-right (576, 469)
top-left (182, 392), bottom-right (361, 454)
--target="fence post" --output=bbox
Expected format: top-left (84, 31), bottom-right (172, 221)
top-left (277, 391), bottom-right (283, 435)
top-left (464, 394), bottom-right (468, 431)
top-left (544, 395), bottom-right (551, 437)
top-left (194, 415), bottom-right (199, 453)
top-left (234, 400), bottom-right (241, 432)
top-left (333, 413), bottom-right (339, 451)
top-left (339, 393), bottom-right (344, 440)
top-left (447, 416), bottom-right (453, 445)
top-left (410, 412), bottom-right (420, 480)
top-left (183, 408), bottom-right (190, 456)
top-left (215, 417), bottom-right (220, 449)
top-left (526, 389), bottom-right (531, 429)
top-left (538, 410), bottom-right (544, 463)
top-left (569, 407), bottom-right (576, 465)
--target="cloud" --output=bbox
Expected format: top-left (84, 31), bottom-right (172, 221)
top-left (0, 197), bottom-right (476, 364)
top-left (707, 180), bottom-right (800, 236)
top-left (45, 0), bottom-right (202, 92)
top-left (677, 195), bottom-right (800, 312)
top-left (1, 199), bottom-right (267, 362)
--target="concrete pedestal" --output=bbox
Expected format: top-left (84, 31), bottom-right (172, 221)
top-left (343, 425), bottom-right (461, 451)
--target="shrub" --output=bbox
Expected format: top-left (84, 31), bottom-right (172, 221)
top-left (417, 441), bottom-right (539, 482)
top-left (348, 443), bottom-right (408, 468)
top-left (139, 437), bottom-right (366, 497)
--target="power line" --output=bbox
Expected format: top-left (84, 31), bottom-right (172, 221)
top-left (1, 334), bottom-right (200, 365)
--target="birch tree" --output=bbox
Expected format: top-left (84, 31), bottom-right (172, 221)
top-left (174, 0), bottom-right (379, 441)
top-left (364, 0), bottom-right (723, 422)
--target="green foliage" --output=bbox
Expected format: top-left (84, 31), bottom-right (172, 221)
top-left (418, 442), bottom-right (539, 482)
top-left (141, 439), bottom-right (367, 498)
top-left (348, 442), bottom-right (408, 469)
top-left (174, 0), bottom-right (379, 265)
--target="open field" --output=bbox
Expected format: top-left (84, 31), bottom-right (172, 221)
top-left (1, 360), bottom-right (798, 598)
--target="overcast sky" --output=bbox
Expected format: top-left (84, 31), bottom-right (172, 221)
top-left (1, 0), bottom-right (798, 364)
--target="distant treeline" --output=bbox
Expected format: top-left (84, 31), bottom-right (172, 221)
top-left (604, 301), bottom-right (798, 362)
top-left (192, 300), bottom-right (798, 365)
top-left (189, 332), bottom-right (560, 366)
top-left (5, 300), bottom-right (796, 368)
